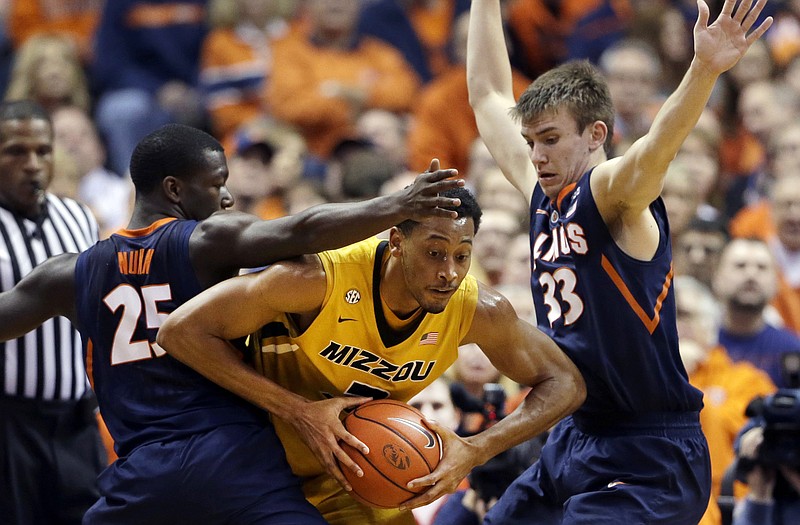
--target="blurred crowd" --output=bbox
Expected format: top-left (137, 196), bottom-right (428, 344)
top-left (4, 0), bottom-right (800, 524)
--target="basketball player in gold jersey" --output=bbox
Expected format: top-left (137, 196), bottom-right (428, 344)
top-left (158, 187), bottom-right (586, 524)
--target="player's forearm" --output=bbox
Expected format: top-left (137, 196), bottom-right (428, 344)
top-left (157, 326), bottom-right (308, 419)
top-left (636, 59), bottom-right (718, 172)
top-left (467, 0), bottom-right (514, 103)
top-left (288, 197), bottom-right (405, 253)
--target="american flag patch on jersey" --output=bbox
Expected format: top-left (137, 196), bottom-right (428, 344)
top-left (419, 332), bottom-right (439, 345)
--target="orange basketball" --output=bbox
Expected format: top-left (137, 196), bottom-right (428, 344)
top-left (339, 399), bottom-right (442, 509)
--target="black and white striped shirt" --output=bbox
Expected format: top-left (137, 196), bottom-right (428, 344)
top-left (0, 194), bottom-right (99, 401)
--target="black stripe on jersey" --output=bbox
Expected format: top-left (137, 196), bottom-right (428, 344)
top-left (372, 241), bottom-right (427, 348)
top-left (0, 217), bottom-right (22, 396)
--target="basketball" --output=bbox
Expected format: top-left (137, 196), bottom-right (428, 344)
top-left (339, 399), bottom-right (442, 509)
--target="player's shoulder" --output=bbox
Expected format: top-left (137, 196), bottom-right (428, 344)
top-left (473, 280), bottom-right (514, 319)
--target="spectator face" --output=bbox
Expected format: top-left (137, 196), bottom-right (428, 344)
top-left (662, 162), bottom-right (699, 238)
top-left (227, 151), bottom-right (274, 205)
top-left (772, 176), bottom-right (800, 251)
top-left (467, 138), bottom-right (497, 180)
top-left (603, 45), bottom-right (660, 119)
top-left (500, 233), bottom-right (533, 288)
top-left (308, 0), bottom-right (360, 34)
top-left (770, 124), bottom-right (800, 180)
top-left (676, 132), bottom-right (719, 202)
top-left (673, 229), bottom-right (727, 288)
top-left (473, 209), bottom-right (519, 283)
top-left (0, 117), bottom-right (53, 217)
top-left (713, 239), bottom-right (777, 312)
top-left (475, 168), bottom-right (528, 221)
top-left (356, 110), bottom-right (407, 170)
top-left (454, 343), bottom-right (501, 389)
top-left (738, 82), bottom-right (788, 142)
top-left (32, 41), bottom-right (81, 104)
top-left (409, 379), bottom-right (461, 432)
top-left (52, 107), bottom-right (105, 175)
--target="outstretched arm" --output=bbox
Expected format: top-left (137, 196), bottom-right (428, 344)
top-left (156, 257), bottom-right (371, 490)
top-left (192, 159), bottom-right (465, 283)
top-left (401, 284), bottom-right (586, 508)
top-left (0, 254), bottom-right (77, 341)
top-left (467, 0), bottom-right (537, 201)
top-left (593, 0), bottom-right (772, 220)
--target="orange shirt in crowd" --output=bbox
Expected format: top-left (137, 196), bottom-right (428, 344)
top-left (267, 29), bottom-right (419, 159)
top-left (406, 65), bottom-right (530, 174)
top-left (9, 0), bottom-right (102, 60)
top-left (689, 346), bottom-right (776, 499)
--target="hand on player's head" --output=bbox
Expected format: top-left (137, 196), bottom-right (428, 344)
top-left (401, 158), bottom-right (464, 221)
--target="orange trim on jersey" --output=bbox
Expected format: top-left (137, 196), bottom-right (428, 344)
top-left (86, 338), bottom-right (95, 390)
top-left (601, 254), bottom-right (673, 335)
top-left (114, 217), bottom-right (177, 238)
top-left (126, 4), bottom-right (205, 29)
top-left (556, 183), bottom-right (577, 211)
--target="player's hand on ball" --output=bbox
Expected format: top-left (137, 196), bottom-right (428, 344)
top-left (400, 420), bottom-right (478, 510)
top-left (287, 396), bottom-right (371, 491)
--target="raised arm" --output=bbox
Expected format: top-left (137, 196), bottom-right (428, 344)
top-left (466, 0), bottom-right (537, 201)
top-left (401, 284), bottom-right (586, 508)
top-left (0, 253), bottom-right (77, 341)
top-left (192, 159), bottom-right (465, 283)
top-left (593, 0), bottom-right (772, 219)
top-left (156, 256), bottom-right (370, 490)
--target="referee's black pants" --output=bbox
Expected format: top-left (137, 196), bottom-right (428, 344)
top-left (0, 394), bottom-right (106, 525)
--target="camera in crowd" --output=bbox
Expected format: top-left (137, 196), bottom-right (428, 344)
top-left (744, 388), bottom-right (800, 468)
top-left (466, 383), bottom-right (545, 504)
top-left (742, 352), bottom-right (800, 468)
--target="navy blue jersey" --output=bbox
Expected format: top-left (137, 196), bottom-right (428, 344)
top-left (74, 218), bottom-right (264, 457)
top-left (529, 171), bottom-right (703, 416)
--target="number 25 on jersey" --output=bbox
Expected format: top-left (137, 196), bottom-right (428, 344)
top-left (103, 283), bottom-right (172, 365)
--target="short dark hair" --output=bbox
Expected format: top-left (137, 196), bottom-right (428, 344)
top-left (397, 187), bottom-right (482, 235)
top-left (129, 124), bottom-right (224, 194)
top-left (685, 216), bottom-right (730, 240)
top-left (512, 60), bottom-right (615, 156)
top-left (0, 99), bottom-right (51, 123)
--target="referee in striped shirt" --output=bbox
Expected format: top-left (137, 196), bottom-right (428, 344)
top-left (0, 100), bottom-right (104, 524)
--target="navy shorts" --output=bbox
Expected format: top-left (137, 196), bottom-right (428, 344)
top-left (484, 413), bottom-right (711, 525)
top-left (83, 423), bottom-right (326, 524)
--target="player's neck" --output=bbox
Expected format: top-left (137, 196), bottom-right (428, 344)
top-left (127, 200), bottom-right (178, 230)
top-left (380, 255), bottom-right (422, 319)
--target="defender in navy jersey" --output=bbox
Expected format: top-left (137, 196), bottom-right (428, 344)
top-left (468, 0), bottom-right (773, 522)
top-left (0, 122), bottom-right (465, 523)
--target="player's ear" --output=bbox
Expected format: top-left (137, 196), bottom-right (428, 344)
top-left (163, 176), bottom-right (181, 204)
top-left (388, 227), bottom-right (403, 256)
top-left (588, 121), bottom-right (607, 152)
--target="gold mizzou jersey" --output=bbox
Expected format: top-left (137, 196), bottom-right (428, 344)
top-left (252, 237), bottom-right (479, 477)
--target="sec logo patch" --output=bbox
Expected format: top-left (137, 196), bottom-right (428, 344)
top-left (344, 289), bottom-right (361, 304)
